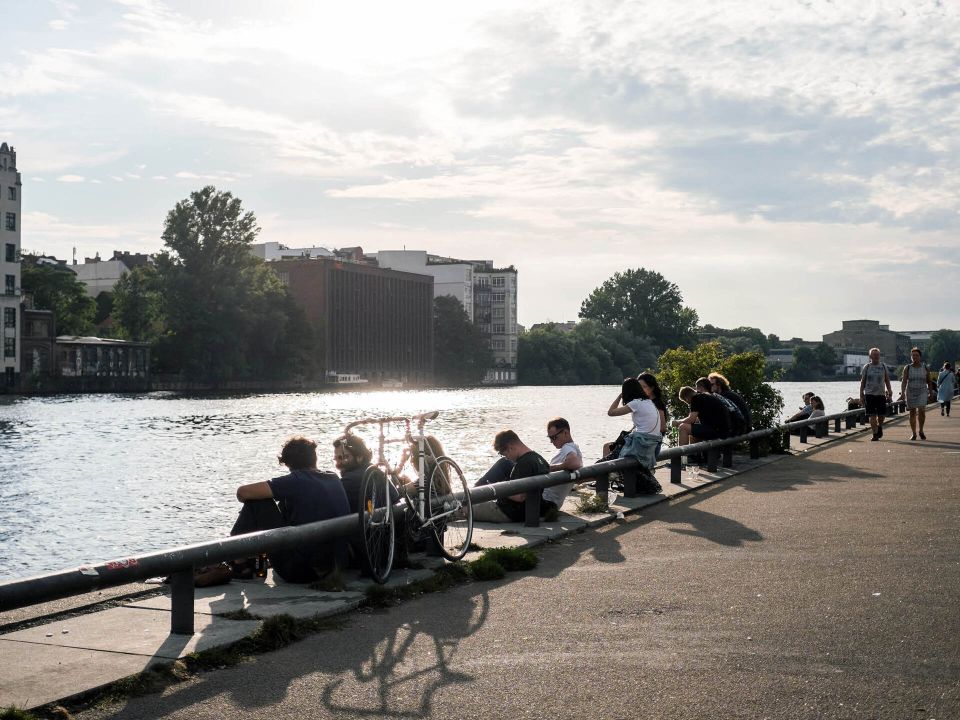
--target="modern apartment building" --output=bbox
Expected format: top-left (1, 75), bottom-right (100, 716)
top-left (0, 142), bottom-right (21, 390)
top-left (375, 250), bottom-right (518, 385)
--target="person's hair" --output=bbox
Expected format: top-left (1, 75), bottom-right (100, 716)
top-left (332, 433), bottom-right (372, 465)
top-left (945, 362), bottom-right (953, 371)
top-left (803, 392), bottom-right (814, 401)
top-left (695, 376), bottom-right (711, 392)
top-left (869, 347), bottom-right (880, 355)
top-left (679, 386), bottom-right (696, 402)
top-left (811, 395), bottom-right (824, 410)
top-left (911, 347), bottom-right (922, 357)
top-left (493, 429), bottom-right (520, 454)
top-left (622, 377), bottom-right (644, 404)
top-left (278, 436), bottom-right (317, 470)
top-left (410, 434), bottom-right (445, 474)
top-left (547, 417), bottom-right (570, 433)
top-left (707, 372), bottom-right (730, 392)
top-left (637, 372), bottom-right (666, 411)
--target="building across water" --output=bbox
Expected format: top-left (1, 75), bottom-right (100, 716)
top-left (1, 142), bottom-right (21, 391)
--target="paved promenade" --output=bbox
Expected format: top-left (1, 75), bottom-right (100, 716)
top-left (4, 408), bottom-right (959, 718)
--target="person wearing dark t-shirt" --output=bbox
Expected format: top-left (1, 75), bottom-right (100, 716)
top-left (232, 436), bottom-right (350, 583)
top-left (472, 429), bottom-right (553, 523)
top-left (333, 433), bottom-right (399, 514)
top-left (672, 386), bottom-right (732, 447)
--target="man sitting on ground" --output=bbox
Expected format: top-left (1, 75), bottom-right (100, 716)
top-left (472, 429), bottom-right (552, 523)
top-left (544, 417), bottom-right (583, 512)
top-left (672, 386), bottom-right (732, 449)
top-left (232, 436), bottom-right (350, 583)
top-left (707, 373), bottom-right (753, 433)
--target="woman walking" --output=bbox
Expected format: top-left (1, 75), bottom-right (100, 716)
top-left (937, 362), bottom-right (957, 417)
top-left (901, 348), bottom-right (930, 440)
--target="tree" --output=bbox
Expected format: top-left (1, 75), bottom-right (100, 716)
top-left (657, 340), bottom-right (783, 435)
top-left (20, 261), bottom-right (96, 335)
top-left (579, 268), bottom-right (699, 351)
top-left (433, 295), bottom-right (493, 386)
top-left (784, 342), bottom-right (837, 380)
top-left (113, 265), bottom-right (161, 341)
top-left (926, 329), bottom-right (960, 368)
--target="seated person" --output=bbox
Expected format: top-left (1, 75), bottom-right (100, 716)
top-left (791, 396), bottom-right (825, 434)
top-left (696, 376), bottom-right (746, 435)
top-left (672, 386), bottom-right (732, 447)
top-left (707, 373), bottom-right (752, 433)
top-left (472, 430), bottom-right (552, 523)
top-left (232, 436), bottom-right (350, 583)
top-left (786, 392), bottom-right (815, 423)
top-left (544, 417), bottom-right (583, 510)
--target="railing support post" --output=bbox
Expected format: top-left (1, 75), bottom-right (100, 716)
top-left (622, 470), bottom-right (639, 498)
top-left (707, 448), bottom-right (719, 472)
top-left (799, 426), bottom-right (808, 443)
top-left (721, 445), bottom-right (733, 468)
top-left (594, 472), bottom-right (609, 502)
top-left (783, 431), bottom-right (791, 449)
top-left (525, 488), bottom-right (541, 528)
top-left (169, 568), bottom-right (195, 636)
top-left (816, 421), bottom-right (827, 438)
top-left (834, 417), bottom-right (841, 433)
top-left (749, 438), bottom-right (760, 460)
top-left (670, 456), bottom-right (682, 484)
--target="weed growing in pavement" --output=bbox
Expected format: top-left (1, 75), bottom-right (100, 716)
top-left (1, 708), bottom-right (38, 720)
top-left (576, 493), bottom-right (610, 514)
top-left (479, 547), bottom-right (538, 572)
top-left (468, 557), bottom-right (506, 580)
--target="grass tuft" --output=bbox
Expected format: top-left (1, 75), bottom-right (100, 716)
top-left (468, 557), bottom-right (506, 580)
top-left (479, 547), bottom-right (538, 572)
top-left (577, 493), bottom-right (610, 514)
top-left (219, 608), bottom-right (256, 621)
top-left (1, 709), bottom-right (38, 720)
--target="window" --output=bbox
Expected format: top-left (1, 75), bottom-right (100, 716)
top-left (7, 187), bottom-right (15, 201)
top-left (492, 307), bottom-right (505, 319)
top-left (476, 276), bottom-right (489, 287)
top-left (3, 308), bottom-right (14, 328)
top-left (4, 243), bottom-right (14, 262)
top-left (4, 213), bottom-right (14, 232)
top-left (492, 276), bottom-right (505, 287)
top-left (4, 275), bottom-right (14, 295)
top-left (4, 337), bottom-right (14, 358)
top-left (492, 293), bottom-right (505, 303)
top-left (275, 271), bottom-right (290, 286)
top-left (492, 339), bottom-right (505, 350)
top-left (493, 324), bottom-right (505, 334)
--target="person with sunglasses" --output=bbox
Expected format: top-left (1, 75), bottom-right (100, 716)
top-left (544, 417), bottom-right (582, 512)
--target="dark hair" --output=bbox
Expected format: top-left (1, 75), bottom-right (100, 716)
top-left (945, 362), bottom-right (953, 371)
top-left (695, 376), bottom-right (711, 392)
top-left (547, 417), bottom-right (569, 432)
top-left (493, 429), bottom-right (520, 454)
top-left (622, 377), bottom-right (644, 404)
top-left (811, 396), bottom-right (824, 410)
top-left (410, 435), bottom-right (444, 475)
top-left (278, 436), bottom-right (317, 470)
top-left (911, 347), bottom-right (922, 357)
top-left (679, 386), bottom-right (696, 402)
top-left (333, 433), bottom-right (372, 465)
top-left (637, 372), bottom-right (666, 411)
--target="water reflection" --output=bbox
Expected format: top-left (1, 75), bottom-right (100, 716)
top-left (0, 382), bottom-right (860, 579)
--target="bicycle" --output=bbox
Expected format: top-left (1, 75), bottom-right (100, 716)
top-left (342, 410), bottom-right (474, 584)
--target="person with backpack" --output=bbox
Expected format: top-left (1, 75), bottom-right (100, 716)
top-left (696, 377), bottom-right (746, 435)
top-left (707, 372), bottom-right (752, 433)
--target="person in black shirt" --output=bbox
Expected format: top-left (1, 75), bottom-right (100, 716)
top-left (672, 386), bottom-right (732, 447)
top-left (472, 429), bottom-right (553, 523)
top-left (232, 436), bottom-right (350, 582)
top-left (705, 373), bottom-right (752, 433)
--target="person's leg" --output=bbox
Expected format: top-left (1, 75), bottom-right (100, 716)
top-left (869, 413), bottom-right (878, 435)
top-left (231, 499), bottom-right (283, 536)
top-left (918, 407), bottom-right (926, 438)
top-left (946, 400), bottom-right (952, 417)
top-left (471, 500), bottom-right (515, 523)
top-left (908, 408), bottom-right (918, 439)
top-left (474, 457), bottom-right (514, 487)
top-left (678, 422), bottom-right (691, 446)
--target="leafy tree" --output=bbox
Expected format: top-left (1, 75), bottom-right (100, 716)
top-left (433, 295), bottom-right (493, 386)
top-left (784, 342), bottom-right (837, 380)
top-left (926, 329), bottom-right (960, 367)
top-left (94, 292), bottom-right (113, 327)
top-left (113, 265), bottom-right (161, 342)
top-left (579, 268), bottom-right (699, 351)
top-left (156, 186), bottom-right (315, 382)
top-left (657, 340), bottom-right (783, 436)
top-left (20, 261), bottom-right (96, 335)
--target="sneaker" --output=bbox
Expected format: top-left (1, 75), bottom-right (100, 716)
top-left (910, 434), bottom-right (917, 441)
top-left (919, 431), bottom-right (926, 440)
top-left (877, 426), bottom-right (883, 439)
top-left (871, 433), bottom-right (878, 441)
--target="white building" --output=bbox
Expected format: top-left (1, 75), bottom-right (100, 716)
top-left (72, 251), bottom-right (153, 297)
top-left (376, 250), bottom-right (518, 385)
top-left (251, 241), bottom-right (335, 261)
top-left (1, 142), bottom-right (21, 390)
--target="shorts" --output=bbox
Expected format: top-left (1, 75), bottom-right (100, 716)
top-left (864, 394), bottom-right (887, 417)
top-left (690, 423), bottom-right (727, 441)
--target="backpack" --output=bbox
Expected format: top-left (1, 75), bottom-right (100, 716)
top-left (714, 394), bottom-right (745, 432)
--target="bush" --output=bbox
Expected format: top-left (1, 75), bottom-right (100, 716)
top-left (469, 557), bottom-right (506, 580)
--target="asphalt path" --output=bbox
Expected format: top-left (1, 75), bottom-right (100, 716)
top-left (83, 412), bottom-right (960, 720)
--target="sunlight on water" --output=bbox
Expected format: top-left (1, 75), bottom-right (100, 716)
top-left (0, 381), bottom-right (861, 579)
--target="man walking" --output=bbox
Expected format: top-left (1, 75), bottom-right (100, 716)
top-left (859, 347), bottom-right (893, 441)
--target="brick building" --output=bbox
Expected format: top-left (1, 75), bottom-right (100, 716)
top-left (822, 320), bottom-right (911, 365)
top-left (270, 258), bottom-right (433, 385)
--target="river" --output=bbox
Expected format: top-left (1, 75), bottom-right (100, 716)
top-left (0, 381), bottom-right (860, 580)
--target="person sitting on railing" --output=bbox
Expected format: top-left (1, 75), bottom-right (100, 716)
top-left (785, 392), bottom-right (816, 423)
top-left (231, 436), bottom-right (350, 583)
top-left (671, 386), bottom-right (731, 453)
top-left (790, 396), bottom-right (825, 435)
top-left (543, 417), bottom-right (583, 509)
top-left (707, 373), bottom-right (752, 433)
top-left (472, 430), bottom-right (553, 523)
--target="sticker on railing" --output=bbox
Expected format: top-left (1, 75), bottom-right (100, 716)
top-left (105, 558), bottom-right (140, 571)
top-left (79, 566), bottom-right (99, 576)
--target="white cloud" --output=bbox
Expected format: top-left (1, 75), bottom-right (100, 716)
top-left (56, 174), bottom-right (85, 182)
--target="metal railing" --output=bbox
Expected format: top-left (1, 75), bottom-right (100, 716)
top-left (0, 400), bottom-right (905, 635)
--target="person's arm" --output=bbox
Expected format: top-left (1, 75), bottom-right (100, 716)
top-left (672, 411), bottom-right (698, 427)
top-left (607, 393), bottom-right (631, 417)
top-left (658, 409), bottom-right (666, 434)
top-left (884, 366), bottom-right (892, 397)
top-left (859, 367), bottom-right (867, 399)
top-left (237, 481), bottom-right (273, 502)
top-left (550, 450), bottom-right (582, 472)
top-left (899, 366), bottom-right (908, 398)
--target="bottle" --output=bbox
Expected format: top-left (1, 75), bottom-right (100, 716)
top-left (255, 553), bottom-right (268, 578)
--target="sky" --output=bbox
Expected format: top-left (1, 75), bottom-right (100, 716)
top-left (3, 0), bottom-right (958, 340)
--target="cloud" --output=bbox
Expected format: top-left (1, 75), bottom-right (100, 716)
top-left (56, 174), bottom-right (85, 182)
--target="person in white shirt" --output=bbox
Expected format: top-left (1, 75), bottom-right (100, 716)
top-left (544, 417), bottom-right (582, 511)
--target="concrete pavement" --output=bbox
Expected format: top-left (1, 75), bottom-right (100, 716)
top-left (5, 408), bottom-right (950, 716)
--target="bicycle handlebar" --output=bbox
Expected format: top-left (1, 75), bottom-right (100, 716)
top-left (343, 411), bottom-right (440, 436)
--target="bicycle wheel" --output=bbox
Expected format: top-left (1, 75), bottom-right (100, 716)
top-left (426, 456), bottom-right (473, 561)
top-left (358, 464), bottom-right (395, 583)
